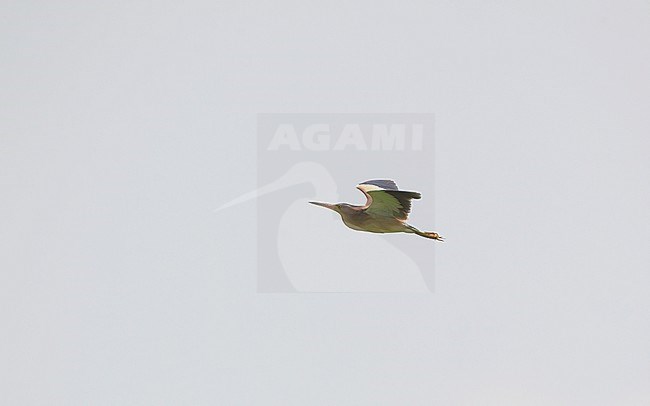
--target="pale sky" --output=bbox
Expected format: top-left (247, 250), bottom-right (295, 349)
top-left (1, 1), bottom-right (649, 404)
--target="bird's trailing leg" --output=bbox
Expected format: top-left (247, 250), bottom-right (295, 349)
top-left (406, 225), bottom-right (444, 241)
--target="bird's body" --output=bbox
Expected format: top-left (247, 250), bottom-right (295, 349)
top-left (310, 180), bottom-right (444, 241)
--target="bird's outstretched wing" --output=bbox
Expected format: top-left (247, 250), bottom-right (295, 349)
top-left (356, 180), bottom-right (421, 220)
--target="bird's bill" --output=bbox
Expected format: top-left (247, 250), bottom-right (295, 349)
top-left (309, 201), bottom-right (337, 211)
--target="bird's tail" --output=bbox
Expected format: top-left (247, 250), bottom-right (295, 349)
top-left (406, 225), bottom-right (444, 241)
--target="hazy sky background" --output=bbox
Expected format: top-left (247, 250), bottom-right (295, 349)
top-left (1, 0), bottom-right (649, 404)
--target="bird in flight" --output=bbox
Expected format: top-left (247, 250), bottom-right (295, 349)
top-left (310, 180), bottom-right (444, 241)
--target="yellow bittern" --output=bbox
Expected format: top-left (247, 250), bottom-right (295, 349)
top-left (310, 180), bottom-right (444, 241)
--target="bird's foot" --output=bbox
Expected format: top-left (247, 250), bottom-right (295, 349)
top-left (423, 232), bottom-right (444, 241)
